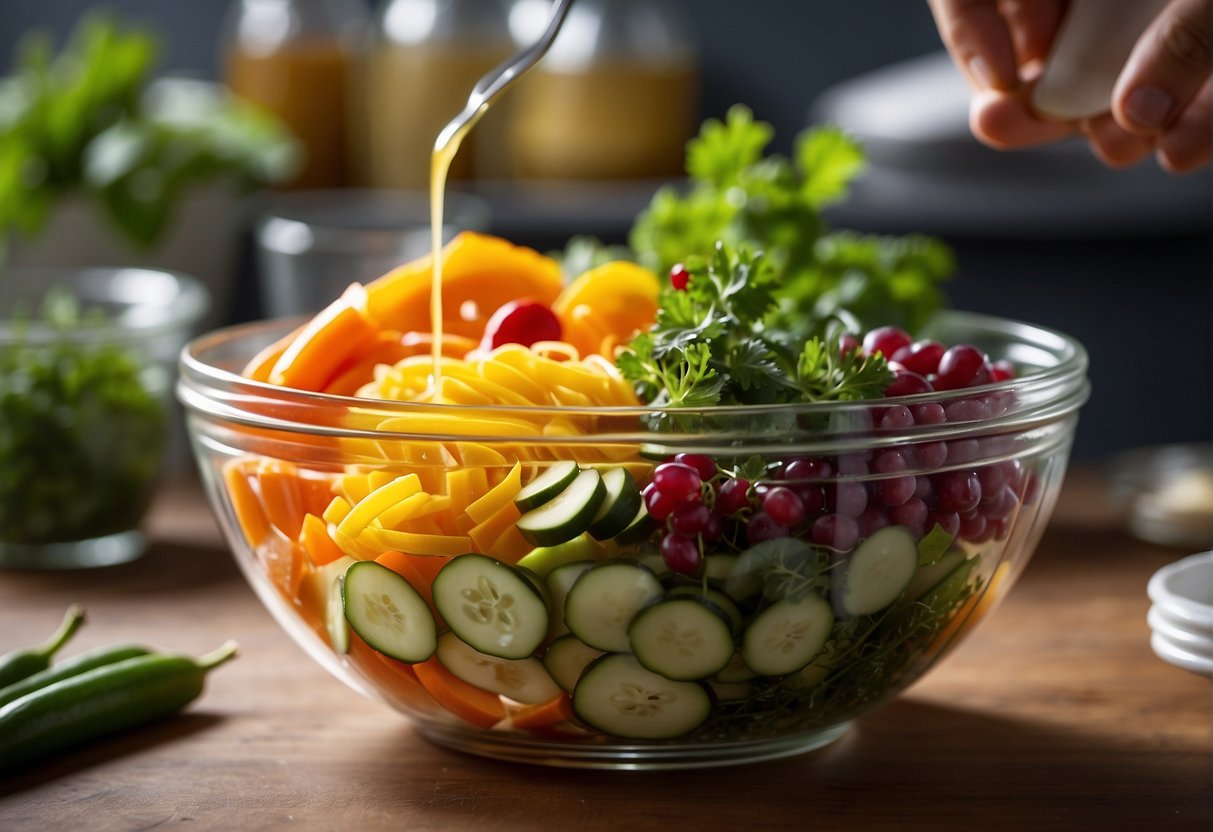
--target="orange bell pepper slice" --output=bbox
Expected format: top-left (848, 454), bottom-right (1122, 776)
top-left (364, 232), bottom-right (563, 340)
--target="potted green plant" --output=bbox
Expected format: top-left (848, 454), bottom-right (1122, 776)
top-left (0, 14), bottom-right (298, 325)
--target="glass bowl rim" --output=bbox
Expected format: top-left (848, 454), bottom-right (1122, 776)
top-left (179, 309), bottom-right (1089, 448)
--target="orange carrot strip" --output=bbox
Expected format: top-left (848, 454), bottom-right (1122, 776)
top-left (223, 461), bottom-right (270, 547)
top-left (508, 694), bottom-right (575, 730)
top-left (346, 635), bottom-right (436, 715)
top-left (374, 550), bottom-right (446, 612)
top-left (242, 324), bottom-right (304, 381)
top-left (269, 285), bottom-right (380, 392)
top-left (300, 513), bottom-right (346, 567)
top-left (413, 658), bottom-right (506, 728)
top-left (257, 467), bottom-right (305, 539)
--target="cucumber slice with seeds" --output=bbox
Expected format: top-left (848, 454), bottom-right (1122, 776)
top-left (628, 597), bottom-right (734, 681)
top-left (342, 561), bottom-right (437, 663)
top-left (432, 554), bottom-right (548, 660)
top-left (588, 468), bottom-right (642, 540)
top-left (517, 468), bottom-right (606, 547)
top-left (564, 560), bottom-right (663, 652)
top-left (542, 634), bottom-right (605, 693)
top-left (833, 526), bottom-right (919, 617)
top-left (573, 654), bottom-right (712, 739)
top-left (515, 461), bottom-right (579, 513)
top-left (435, 632), bottom-right (561, 705)
top-left (742, 594), bottom-right (834, 676)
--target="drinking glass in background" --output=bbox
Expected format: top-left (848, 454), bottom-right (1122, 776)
top-left (254, 189), bottom-right (492, 318)
top-left (222, 0), bottom-right (370, 189)
top-left (0, 268), bottom-right (209, 570)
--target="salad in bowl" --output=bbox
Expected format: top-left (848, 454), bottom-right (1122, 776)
top-left (179, 110), bottom-right (1088, 768)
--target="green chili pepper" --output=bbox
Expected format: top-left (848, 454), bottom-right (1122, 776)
top-left (0, 641), bottom-right (238, 772)
top-left (0, 605), bottom-right (86, 688)
top-left (0, 643), bottom-right (152, 709)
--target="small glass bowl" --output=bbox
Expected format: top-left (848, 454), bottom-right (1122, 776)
top-left (0, 268), bottom-right (209, 569)
top-left (179, 310), bottom-right (1087, 769)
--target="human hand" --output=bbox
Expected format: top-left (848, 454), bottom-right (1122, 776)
top-left (927, 0), bottom-right (1211, 173)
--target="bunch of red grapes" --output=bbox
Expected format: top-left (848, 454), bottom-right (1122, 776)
top-left (640, 326), bottom-right (1036, 576)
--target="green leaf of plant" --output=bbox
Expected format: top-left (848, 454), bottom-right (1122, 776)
top-left (797, 126), bottom-right (866, 208)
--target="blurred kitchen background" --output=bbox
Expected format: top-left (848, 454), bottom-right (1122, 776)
top-left (0, 0), bottom-right (1209, 461)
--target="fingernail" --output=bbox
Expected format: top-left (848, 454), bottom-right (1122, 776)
top-left (968, 56), bottom-right (996, 90)
top-left (1124, 86), bottom-right (1175, 129)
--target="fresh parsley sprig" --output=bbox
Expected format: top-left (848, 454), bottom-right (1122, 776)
top-left (617, 243), bottom-right (893, 411)
top-left (630, 105), bottom-right (952, 338)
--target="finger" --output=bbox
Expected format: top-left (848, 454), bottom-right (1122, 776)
top-left (998, 0), bottom-right (1069, 65)
top-left (928, 0), bottom-right (1020, 90)
top-left (1079, 113), bottom-right (1155, 168)
top-left (970, 89), bottom-right (1075, 149)
top-left (1112, 0), bottom-right (1212, 134)
top-left (1157, 78), bottom-right (1212, 172)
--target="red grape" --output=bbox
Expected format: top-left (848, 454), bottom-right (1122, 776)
top-left (762, 486), bottom-right (806, 527)
top-left (716, 478), bottom-right (751, 515)
top-left (670, 502), bottom-right (712, 537)
top-left (811, 514), bottom-right (860, 551)
top-left (661, 532), bottom-right (701, 575)
top-left (747, 512), bottom-right (789, 543)
top-left (673, 453), bottom-right (717, 482)
top-left (651, 462), bottom-right (702, 502)
top-left (863, 326), bottom-right (912, 358)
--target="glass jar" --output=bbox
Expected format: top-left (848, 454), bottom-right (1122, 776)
top-left (222, 0), bottom-right (370, 189)
top-left (363, 0), bottom-right (514, 189)
top-left (503, 0), bottom-right (700, 180)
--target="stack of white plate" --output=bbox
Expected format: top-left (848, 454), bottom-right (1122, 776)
top-left (1148, 551), bottom-right (1213, 676)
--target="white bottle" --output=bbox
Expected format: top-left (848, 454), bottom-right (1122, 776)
top-left (1031, 0), bottom-right (1171, 120)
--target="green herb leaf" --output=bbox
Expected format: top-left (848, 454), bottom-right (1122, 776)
top-left (796, 126), bottom-right (866, 208)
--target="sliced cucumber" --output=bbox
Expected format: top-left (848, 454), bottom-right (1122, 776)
top-left (517, 468), bottom-right (606, 547)
top-left (542, 634), bottom-right (605, 693)
top-left (832, 526), bottom-right (919, 617)
top-left (342, 560), bottom-right (437, 663)
top-left (514, 461), bottom-right (579, 513)
top-left (667, 586), bottom-right (743, 635)
top-left (905, 547), bottom-right (968, 600)
top-left (546, 559), bottom-right (595, 638)
top-left (628, 597), bottom-right (734, 681)
top-left (587, 467), bottom-right (642, 540)
top-left (435, 632), bottom-right (561, 705)
top-left (516, 533), bottom-right (600, 577)
top-left (564, 561), bottom-right (664, 652)
top-left (742, 594), bottom-right (834, 676)
top-left (327, 574), bottom-right (350, 655)
top-left (573, 654), bottom-right (712, 739)
top-left (431, 554), bottom-right (549, 659)
top-left (614, 502), bottom-right (656, 546)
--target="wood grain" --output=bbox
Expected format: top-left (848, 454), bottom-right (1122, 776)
top-left (0, 469), bottom-right (1209, 831)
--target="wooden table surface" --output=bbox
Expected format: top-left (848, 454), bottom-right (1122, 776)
top-left (0, 468), bottom-right (1209, 831)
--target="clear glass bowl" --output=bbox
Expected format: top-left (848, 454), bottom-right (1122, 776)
top-left (179, 310), bottom-right (1088, 769)
top-left (0, 268), bottom-right (209, 569)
